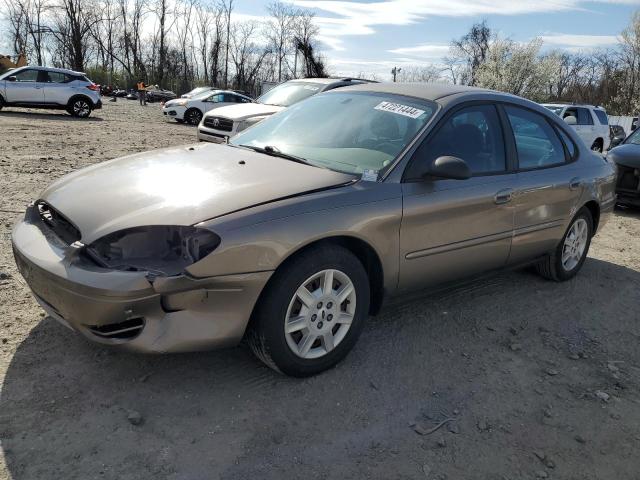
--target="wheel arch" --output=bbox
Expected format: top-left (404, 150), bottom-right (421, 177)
top-left (67, 94), bottom-right (95, 108)
top-left (582, 200), bottom-right (600, 234)
top-left (251, 235), bottom-right (386, 322)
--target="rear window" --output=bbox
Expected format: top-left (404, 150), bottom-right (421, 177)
top-left (593, 109), bottom-right (608, 125)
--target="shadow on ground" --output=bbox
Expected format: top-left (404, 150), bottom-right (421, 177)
top-left (2, 259), bottom-right (640, 480)
top-left (0, 110), bottom-right (104, 121)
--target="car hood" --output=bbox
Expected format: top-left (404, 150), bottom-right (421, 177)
top-left (203, 103), bottom-right (284, 121)
top-left (607, 144), bottom-right (640, 168)
top-left (40, 143), bottom-right (355, 244)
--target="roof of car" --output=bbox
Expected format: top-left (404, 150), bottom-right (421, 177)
top-left (333, 82), bottom-right (492, 101)
top-left (542, 102), bottom-right (606, 110)
top-left (23, 65), bottom-right (87, 76)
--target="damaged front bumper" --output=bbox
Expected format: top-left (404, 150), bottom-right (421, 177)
top-left (11, 206), bottom-right (272, 353)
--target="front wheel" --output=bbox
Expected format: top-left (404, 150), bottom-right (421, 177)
top-left (184, 108), bottom-right (203, 125)
top-left (248, 244), bottom-right (370, 377)
top-left (536, 208), bottom-right (593, 281)
top-left (68, 98), bottom-right (93, 118)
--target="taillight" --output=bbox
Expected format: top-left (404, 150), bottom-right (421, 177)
top-left (86, 84), bottom-right (100, 91)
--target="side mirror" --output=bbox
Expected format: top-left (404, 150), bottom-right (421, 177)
top-left (7, 76), bottom-right (17, 82)
top-left (425, 156), bottom-right (471, 180)
top-left (564, 115), bottom-right (577, 125)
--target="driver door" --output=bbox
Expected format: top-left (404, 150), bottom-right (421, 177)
top-left (4, 68), bottom-right (45, 103)
top-left (399, 103), bottom-right (516, 292)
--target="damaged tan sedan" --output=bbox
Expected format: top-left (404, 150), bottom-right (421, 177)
top-left (12, 83), bottom-right (616, 376)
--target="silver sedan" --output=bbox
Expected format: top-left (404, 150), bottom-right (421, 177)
top-left (12, 83), bottom-right (617, 376)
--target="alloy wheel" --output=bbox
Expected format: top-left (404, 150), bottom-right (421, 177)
top-left (284, 269), bottom-right (356, 359)
top-left (73, 100), bottom-right (90, 117)
top-left (561, 218), bottom-right (588, 271)
top-left (186, 109), bottom-right (202, 125)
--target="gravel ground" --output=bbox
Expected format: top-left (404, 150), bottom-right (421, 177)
top-left (1, 100), bottom-right (639, 480)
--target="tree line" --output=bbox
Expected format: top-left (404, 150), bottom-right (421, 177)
top-left (398, 13), bottom-right (640, 116)
top-left (2, 0), bottom-right (327, 96)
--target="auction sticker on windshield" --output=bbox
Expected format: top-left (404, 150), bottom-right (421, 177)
top-left (375, 101), bottom-right (425, 119)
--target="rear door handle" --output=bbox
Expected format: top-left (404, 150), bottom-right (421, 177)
top-left (494, 188), bottom-right (513, 205)
top-left (569, 177), bottom-right (582, 190)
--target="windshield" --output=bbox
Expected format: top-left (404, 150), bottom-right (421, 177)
top-left (257, 82), bottom-right (325, 107)
top-left (543, 105), bottom-right (564, 116)
top-left (189, 87), bottom-right (212, 96)
top-left (625, 127), bottom-right (640, 145)
top-left (231, 91), bottom-right (437, 175)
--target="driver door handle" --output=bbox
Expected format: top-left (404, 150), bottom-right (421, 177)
top-left (494, 188), bottom-right (514, 205)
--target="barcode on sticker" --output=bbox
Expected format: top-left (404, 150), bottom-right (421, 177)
top-left (375, 101), bottom-right (425, 119)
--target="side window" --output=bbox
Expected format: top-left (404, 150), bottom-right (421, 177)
top-left (46, 72), bottom-right (70, 83)
top-left (563, 108), bottom-right (577, 122)
top-left (223, 93), bottom-right (237, 103)
top-left (505, 106), bottom-right (566, 169)
top-left (13, 69), bottom-right (39, 82)
top-left (593, 109), bottom-right (608, 125)
top-left (406, 104), bottom-right (506, 178)
top-left (557, 128), bottom-right (576, 160)
top-left (240, 97), bottom-right (251, 103)
top-left (206, 93), bottom-right (223, 103)
top-left (577, 108), bottom-right (593, 125)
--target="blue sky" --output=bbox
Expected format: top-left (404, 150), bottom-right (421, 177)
top-left (238, 0), bottom-right (640, 80)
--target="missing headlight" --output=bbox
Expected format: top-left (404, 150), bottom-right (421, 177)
top-left (84, 225), bottom-right (220, 276)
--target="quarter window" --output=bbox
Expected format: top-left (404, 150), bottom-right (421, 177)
top-left (557, 128), bottom-right (576, 159)
top-left (407, 104), bottom-right (506, 178)
top-left (506, 106), bottom-right (566, 169)
top-left (45, 72), bottom-right (71, 83)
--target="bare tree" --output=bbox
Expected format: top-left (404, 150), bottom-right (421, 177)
top-left (450, 20), bottom-right (492, 86)
top-left (266, 1), bottom-right (297, 81)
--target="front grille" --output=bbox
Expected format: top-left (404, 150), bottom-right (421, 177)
top-left (203, 116), bottom-right (234, 132)
top-left (36, 201), bottom-right (81, 245)
top-left (87, 318), bottom-right (145, 340)
top-left (616, 165), bottom-right (640, 193)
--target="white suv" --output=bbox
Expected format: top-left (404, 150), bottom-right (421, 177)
top-left (0, 66), bottom-right (102, 118)
top-left (542, 103), bottom-right (610, 152)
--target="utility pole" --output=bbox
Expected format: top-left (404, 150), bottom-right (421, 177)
top-left (391, 66), bottom-right (401, 82)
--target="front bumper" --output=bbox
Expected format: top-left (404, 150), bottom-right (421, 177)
top-left (197, 126), bottom-right (229, 143)
top-left (11, 207), bottom-right (272, 353)
top-left (163, 106), bottom-right (185, 121)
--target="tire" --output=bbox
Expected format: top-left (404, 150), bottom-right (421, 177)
top-left (175, 118), bottom-right (185, 124)
top-left (184, 108), bottom-right (203, 125)
top-left (247, 244), bottom-right (370, 377)
top-left (67, 97), bottom-right (93, 118)
top-left (536, 208), bottom-right (593, 282)
top-left (0, 95), bottom-right (4, 111)
top-left (591, 139), bottom-right (603, 153)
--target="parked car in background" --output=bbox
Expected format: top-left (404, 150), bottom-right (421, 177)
top-left (163, 90), bottom-right (253, 125)
top-left (607, 126), bottom-right (640, 208)
top-left (0, 66), bottom-right (102, 118)
top-left (542, 103), bottom-right (610, 152)
top-left (12, 83), bottom-right (616, 376)
top-left (198, 77), bottom-right (375, 143)
top-left (146, 87), bottom-right (177, 103)
top-left (610, 124), bottom-right (626, 149)
top-left (181, 86), bottom-right (216, 99)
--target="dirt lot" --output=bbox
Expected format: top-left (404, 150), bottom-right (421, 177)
top-left (1, 100), bottom-right (639, 480)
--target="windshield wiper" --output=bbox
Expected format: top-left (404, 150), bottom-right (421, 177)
top-left (237, 144), bottom-right (313, 166)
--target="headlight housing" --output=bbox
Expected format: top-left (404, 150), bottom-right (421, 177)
top-left (238, 116), bottom-right (267, 132)
top-left (84, 225), bottom-right (220, 277)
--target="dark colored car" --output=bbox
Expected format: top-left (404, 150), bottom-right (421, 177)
top-left (607, 127), bottom-right (640, 207)
top-left (610, 124), bottom-right (626, 149)
top-left (146, 88), bottom-right (177, 103)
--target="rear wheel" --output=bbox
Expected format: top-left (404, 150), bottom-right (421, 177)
top-left (184, 108), bottom-right (203, 125)
top-left (67, 98), bottom-right (93, 118)
top-left (536, 208), bottom-right (593, 281)
top-left (248, 244), bottom-right (370, 377)
top-left (0, 95), bottom-right (4, 111)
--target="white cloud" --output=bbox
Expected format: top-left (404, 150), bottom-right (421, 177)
top-left (540, 33), bottom-right (620, 48)
top-left (293, 0), bottom-right (634, 52)
top-left (388, 44), bottom-right (450, 58)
